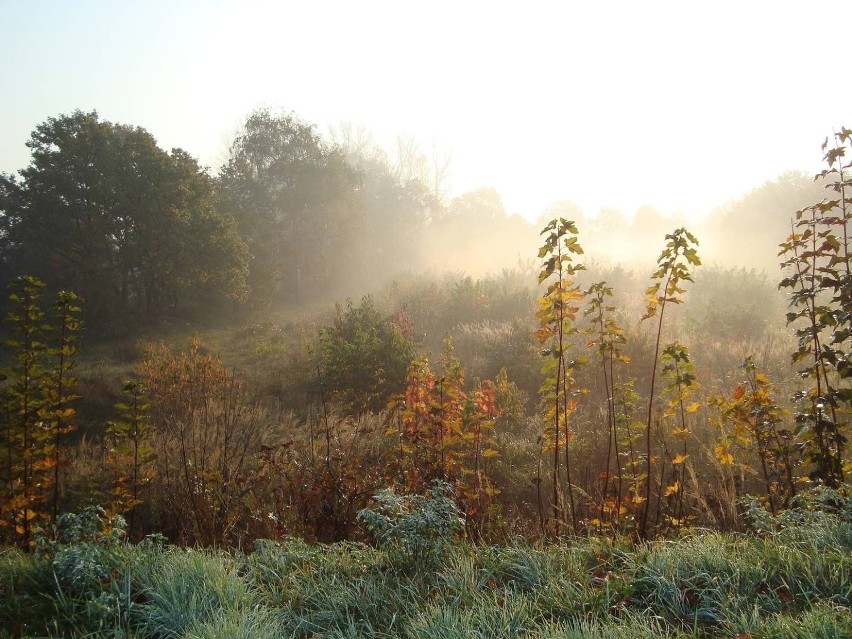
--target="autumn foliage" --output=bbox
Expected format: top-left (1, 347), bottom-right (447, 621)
top-left (0, 130), bottom-right (849, 549)
top-left (390, 340), bottom-right (501, 535)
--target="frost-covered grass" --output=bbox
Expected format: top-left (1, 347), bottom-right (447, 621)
top-left (1, 487), bottom-right (850, 639)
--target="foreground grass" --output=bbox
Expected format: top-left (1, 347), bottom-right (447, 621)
top-left (1, 489), bottom-right (850, 639)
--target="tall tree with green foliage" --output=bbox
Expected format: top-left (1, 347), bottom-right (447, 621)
top-left (331, 126), bottom-right (439, 281)
top-left (218, 108), bottom-right (362, 305)
top-left (0, 111), bottom-right (248, 330)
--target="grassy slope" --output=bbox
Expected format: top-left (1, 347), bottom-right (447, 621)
top-left (2, 491), bottom-right (850, 639)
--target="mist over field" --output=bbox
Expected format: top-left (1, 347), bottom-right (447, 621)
top-left (0, 106), bottom-right (841, 526)
top-left (0, 5), bottom-right (850, 637)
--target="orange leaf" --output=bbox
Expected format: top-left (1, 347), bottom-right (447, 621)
top-left (664, 481), bottom-right (680, 496)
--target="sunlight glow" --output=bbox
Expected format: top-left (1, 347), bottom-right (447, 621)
top-left (1, 1), bottom-right (849, 221)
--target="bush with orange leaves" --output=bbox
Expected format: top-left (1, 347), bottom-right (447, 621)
top-left (388, 338), bottom-right (502, 537)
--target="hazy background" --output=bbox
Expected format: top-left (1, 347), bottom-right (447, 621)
top-left (2, 0), bottom-right (851, 223)
top-left (2, 2), bottom-right (850, 558)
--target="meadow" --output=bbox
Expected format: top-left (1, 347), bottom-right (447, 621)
top-left (1, 117), bottom-right (850, 638)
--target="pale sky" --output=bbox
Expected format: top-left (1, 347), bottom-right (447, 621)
top-left (1, 0), bottom-right (850, 221)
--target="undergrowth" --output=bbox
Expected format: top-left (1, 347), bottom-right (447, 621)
top-left (0, 485), bottom-right (849, 638)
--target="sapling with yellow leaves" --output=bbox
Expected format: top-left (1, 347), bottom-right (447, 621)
top-left (583, 281), bottom-right (629, 531)
top-left (536, 218), bottom-right (586, 535)
top-left (1, 277), bottom-right (82, 548)
top-left (42, 290), bottom-right (82, 526)
top-left (659, 342), bottom-right (699, 531)
top-left (711, 357), bottom-right (796, 515)
top-left (106, 380), bottom-right (154, 536)
top-left (639, 228), bottom-right (700, 538)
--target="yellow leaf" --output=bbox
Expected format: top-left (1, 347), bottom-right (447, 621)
top-left (482, 449), bottom-right (500, 458)
top-left (664, 481), bottom-right (680, 496)
top-left (686, 402), bottom-right (701, 414)
top-left (715, 444), bottom-right (734, 465)
top-left (672, 453), bottom-right (689, 465)
top-left (56, 408), bottom-right (76, 420)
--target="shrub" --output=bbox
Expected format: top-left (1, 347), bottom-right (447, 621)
top-left (357, 480), bottom-right (464, 573)
top-left (141, 339), bottom-right (271, 546)
top-left (35, 506), bottom-right (142, 636)
top-left (316, 295), bottom-right (415, 414)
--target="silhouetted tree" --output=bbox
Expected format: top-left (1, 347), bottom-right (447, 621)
top-left (218, 109), bottom-right (363, 305)
top-left (0, 111), bottom-right (248, 331)
top-left (708, 171), bottom-right (824, 270)
top-left (337, 136), bottom-right (438, 283)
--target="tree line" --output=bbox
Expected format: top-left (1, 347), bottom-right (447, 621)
top-left (0, 109), bottom-right (538, 334)
top-left (2, 108), bottom-right (823, 337)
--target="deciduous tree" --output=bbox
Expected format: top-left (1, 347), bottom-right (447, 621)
top-left (0, 111), bottom-right (248, 331)
top-left (218, 109), bottom-right (362, 305)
